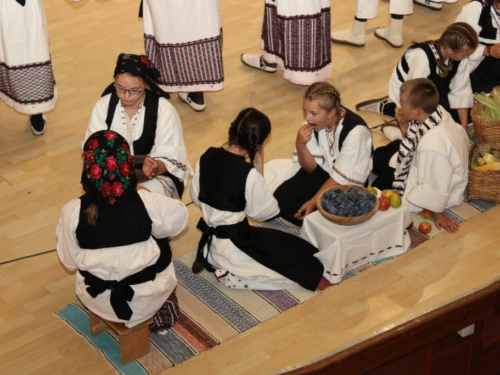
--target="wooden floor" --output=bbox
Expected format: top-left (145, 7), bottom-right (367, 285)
top-left (0, 0), bottom-right (484, 374)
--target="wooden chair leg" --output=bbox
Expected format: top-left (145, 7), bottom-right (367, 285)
top-left (89, 310), bottom-right (110, 337)
top-left (119, 325), bottom-right (151, 365)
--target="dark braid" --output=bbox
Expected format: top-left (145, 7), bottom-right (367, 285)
top-left (228, 108), bottom-right (271, 163)
top-left (415, 22), bottom-right (478, 52)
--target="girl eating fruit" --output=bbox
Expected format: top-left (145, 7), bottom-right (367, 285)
top-left (265, 82), bottom-right (373, 226)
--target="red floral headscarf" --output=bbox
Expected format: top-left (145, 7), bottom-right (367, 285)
top-left (81, 130), bottom-right (136, 207)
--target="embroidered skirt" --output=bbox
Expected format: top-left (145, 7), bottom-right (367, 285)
top-left (0, 0), bottom-right (57, 114)
top-left (261, 0), bottom-right (332, 85)
top-left (143, 0), bottom-right (224, 93)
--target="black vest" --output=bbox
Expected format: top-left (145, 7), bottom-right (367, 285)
top-left (398, 43), bottom-right (460, 95)
top-left (475, 0), bottom-right (497, 42)
top-left (314, 107), bottom-right (372, 157)
top-left (101, 84), bottom-right (184, 197)
top-left (76, 193), bottom-right (152, 249)
top-left (198, 147), bottom-right (253, 212)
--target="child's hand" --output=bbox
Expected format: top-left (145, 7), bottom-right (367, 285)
top-left (434, 212), bottom-right (459, 234)
top-left (142, 157), bottom-right (158, 180)
top-left (296, 198), bottom-right (317, 220)
top-left (296, 124), bottom-right (314, 148)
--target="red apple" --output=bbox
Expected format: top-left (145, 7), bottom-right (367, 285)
top-left (419, 221), bottom-right (432, 234)
top-left (420, 209), bottom-right (433, 220)
top-left (381, 189), bottom-right (393, 201)
top-left (378, 197), bottom-right (390, 211)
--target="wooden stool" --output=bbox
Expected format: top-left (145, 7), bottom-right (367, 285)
top-left (89, 310), bottom-right (154, 364)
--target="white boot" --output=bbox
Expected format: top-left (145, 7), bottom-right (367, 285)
top-left (374, 18), bottom-right (404, 48)
top-left (331, 20), bottom-right (367, 47)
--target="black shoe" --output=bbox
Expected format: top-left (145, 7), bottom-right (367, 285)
top-left (356, 97), bottom-right (391, 114)
top-left (30, 114), bottom-right (46, 135)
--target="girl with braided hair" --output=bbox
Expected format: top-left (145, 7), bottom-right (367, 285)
top-left (190, 108), bottom-right (324, 291)
top-left (356, 22), bottom-right (478, 133)
top-left (266, 82), bottom-right (373, 226)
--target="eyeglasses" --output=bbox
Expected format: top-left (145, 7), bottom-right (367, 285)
top-left (114, 84), bottom-right (145, 96)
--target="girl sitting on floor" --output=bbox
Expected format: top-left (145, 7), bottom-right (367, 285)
top-left (265, 82), bottom-right (373, 226)
top-left (57, 130), bottom-right (188, 333)
top-left (190, 108), bottom-right (324, 291)
top-left (356, 22), bottom-right (479, 134)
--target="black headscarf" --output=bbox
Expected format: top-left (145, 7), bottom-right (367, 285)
top-left (113, 53), bottom-right (169, 99)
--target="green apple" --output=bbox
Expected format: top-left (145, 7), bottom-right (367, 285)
top-left (390, 193), bottom-right (402, 208)
top-left (367, 186), bottom-right (377, 195)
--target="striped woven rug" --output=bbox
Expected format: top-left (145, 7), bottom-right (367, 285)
top-left (55, 198), bottom-right (497, 375)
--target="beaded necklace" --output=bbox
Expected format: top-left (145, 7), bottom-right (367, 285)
top-left (324, 108), bottom-right (345, 157)
top-left (430, 43), bottom-right (453, 79)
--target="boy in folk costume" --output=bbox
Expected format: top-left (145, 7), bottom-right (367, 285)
top-left (0, 0), bottom-right (57, 135)
top-left (241, 0), bottom-right (332, 85)
top-left (371, 79), bottom-right (469, 233)
top-left (331, 0), bottom-right (413, 48)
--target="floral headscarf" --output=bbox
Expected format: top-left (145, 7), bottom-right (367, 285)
top-left (113, 53), bottom-right (169, 99)
top-left (113, 53), bottom-right (160, 85)
top-left (81, 130), bottom-right (137, 207)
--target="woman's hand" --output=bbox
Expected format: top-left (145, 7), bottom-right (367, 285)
top-left (142, 157), bottom-right (158, 180)
top-left (253, 146), bottom-right (264, 176)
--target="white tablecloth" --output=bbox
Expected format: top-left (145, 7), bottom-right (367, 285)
top-left (300, 207), bottom-right (412, 284)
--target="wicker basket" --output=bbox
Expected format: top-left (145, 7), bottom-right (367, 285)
top-left (316, 185), bottom-right (379, 226)
top-left (467, 144), bottom-right (500, 202)
top-left (471, 101), bottom-right (500, 144)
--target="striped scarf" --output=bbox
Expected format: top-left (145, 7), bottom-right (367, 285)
top-left (392, 106), bottom-right (443, 196)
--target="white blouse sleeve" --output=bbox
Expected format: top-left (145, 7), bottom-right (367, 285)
top-left (149, 98), bottom-right (193, 186)
top-left (292, 122), bottom-right (327, 167)
top-left (331, 125), bottom-right (373, 186)
top-left (245, 169), bottom-right (280, 221)
top-left (138, 190), bottom-right (189, 239)
top-left (190, 159), bottom-right (202, 207)
top-left (449, 60), bottom-right (474, 109)
top-left (405, 150), bottom-right (454, 212)
top-left (405, 48), bottom-right (433, 81)
top-left (56, 199), bottom-right (82, 272)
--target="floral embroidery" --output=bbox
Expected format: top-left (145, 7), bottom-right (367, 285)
top-left (83, 131), bottom-right (135, 205)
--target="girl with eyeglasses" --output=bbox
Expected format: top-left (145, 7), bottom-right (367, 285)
top-left (84, 53), bottom-right (193, 198)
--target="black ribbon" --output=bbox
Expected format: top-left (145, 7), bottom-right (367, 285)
top-left (192, 218), bottom-right (250, 274)
top-left (79, 236), bottom-right (171, 321)
top-left (16, 0), bottom-right (26, 6)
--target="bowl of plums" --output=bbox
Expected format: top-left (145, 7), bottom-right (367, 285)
top-left (316, 185), bottom-right (379, 226)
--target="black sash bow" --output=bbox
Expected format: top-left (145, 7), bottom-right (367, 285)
top-left (79, 237), bottom-right (171, 321)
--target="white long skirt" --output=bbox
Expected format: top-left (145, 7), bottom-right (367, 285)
top-left (0, 0), bottom-right (57, 114)
top-left (261, 0), bottom-right (332, 85)
top-left (355, 0), bottom-right (413, 19)
top-left (143, 0), bottom-right (224, 93)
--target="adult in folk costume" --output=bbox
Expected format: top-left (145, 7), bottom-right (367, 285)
top-left (84, 54), bottom-right (192, 198)
top-left (0, 0), bottom-right (57, 135)
top-left (142, 0), bottom-right (223, 112)
top-left (331, 0), bottom-right (413, 48)
top-left (57, 131), bottom-right (188, 331)
top-left (241, 0), bottom-right (332, 85)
